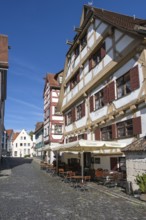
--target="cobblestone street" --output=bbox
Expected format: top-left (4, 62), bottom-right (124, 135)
top-left (0, 157), bottom-right (146, 220)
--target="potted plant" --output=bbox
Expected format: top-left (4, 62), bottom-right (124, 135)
top-left (135, 173), bottom-right (146, 201)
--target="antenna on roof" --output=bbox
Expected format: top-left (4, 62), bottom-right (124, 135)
top-left (88, 0), bottom-right (93, 6)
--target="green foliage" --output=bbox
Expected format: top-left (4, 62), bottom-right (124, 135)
top-left (135, 173), bottom-right (146, 193)
top-left (24, 154), bottom-right (30, 158)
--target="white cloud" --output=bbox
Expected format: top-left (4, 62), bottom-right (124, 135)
top-left (9, 97), bottom-right (42, 111)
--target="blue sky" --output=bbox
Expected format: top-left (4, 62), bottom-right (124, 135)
top-left (0, 0), bottom-right (146, 132)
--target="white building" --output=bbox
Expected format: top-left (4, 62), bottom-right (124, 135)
top-left (12, 129), bottom-right (33, 158)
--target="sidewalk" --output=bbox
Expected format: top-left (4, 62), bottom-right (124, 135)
top-left (33, 158), bottom-right (146, 207)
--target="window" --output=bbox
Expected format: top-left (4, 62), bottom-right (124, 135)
top-left (78, 134), bottom-right (84, 140)
top-left (74, 45), bottom-right (79, 58)
top-left (94, 158), bottom-right (101, 164)
top-left (95, 90), bottom-right (104, 110)
top-left (117, 72), bottom-right (131, 98)
top-left (117, 119), bottom-right (133, 138)
top-left (80, 33), bottom-right (87, 50)
top-left (20, 143), bottom-right (23, 146)
top-left (24, 136), bottom-right (26, 140)
top-left (24, 143), bottom-right (26, 146)
top-left (101, 126), bottom-right (112, 141)
top-left (28, 143), bottom-right (30, 146)
top-left (14, 151), bottom-right (17, 156)
top-left (89, 42), bottom-right (106, 70)
top-left (54, 125), bottom-right (62, 134)
top-left (70, 71), bottom-right (80, 89)
top-left (16, 143), bottom-right (17, 147)
top-left (76, 104), bottom-right (82, 120)
top-left (67, 111), bottom-right (72, 125)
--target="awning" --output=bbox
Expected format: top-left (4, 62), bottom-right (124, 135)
top-left (51, 139), bottom-right (127, 152)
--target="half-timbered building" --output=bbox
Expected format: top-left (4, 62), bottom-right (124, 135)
top-left (43, 71), bottom-right (64, 163)
top-left (57, 5), bottom-right (146, 171)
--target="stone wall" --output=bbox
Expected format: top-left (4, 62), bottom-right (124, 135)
top-left (125, 152), bottom-right (146, 191)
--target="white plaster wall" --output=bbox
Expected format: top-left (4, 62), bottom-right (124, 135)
top-left (88, 34), bottom-right (94, 48)
top-left (84, 61), bottom-right (89, 75)
top-left (52, 115), bottom-right (63, 121)
top-left (81, 46), bottom-right (88, 59)
top-left (93, 62), bottom-right (102, 77)
top-left (87, 23), bottom-right (94, 38)
top-left (116, 35), bottom-right (134, 53)
top-left (115, 29), bottom-right (123, 42)
top-left (65, 124), bottom-right (73, 133)
top-left (85, 71), bottom-right (92, 85)
top-left (79, 80), bottom-right (84, 91)
top-left (75, 116), bottom-right (87, 128)
top-left (90, 106), bottom-right (108, 122)
top-left (52, 97), bottom-right (58, 103)
top-left (95, 22), bottom-right (108, 40)
top-left (74, 56), bottom-right (80, 68)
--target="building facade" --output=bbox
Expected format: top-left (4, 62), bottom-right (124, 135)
top-left (6, 129), bottom-right (14, 156)
top-left (34, 122), bottom-right (44, 157)
top-left (58, 5), bottom-right (146, 171)
top-left (0, 34), bottom-right (8, 161)
top-left (11, 129), bottom-right (34, 158)
top-left (43, 71), bottom-right (64, 163)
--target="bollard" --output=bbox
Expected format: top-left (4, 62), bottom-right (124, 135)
top-left (126, 181), bottom-right (133, 195)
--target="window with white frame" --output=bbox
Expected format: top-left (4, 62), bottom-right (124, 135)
top-left (67, 111), bottom-right (72, 125)
top-left (101, 126), bottom-right (112, 141)
top-left (117, 72), bottom-right (131, 98)
top-left (76, 104), bottom-right (82, 120)
top-left (117, 119), bottom-right (133, 138)
top-left (54, 125), bottom-right (62, 134)
top-left (95, 90), bottom-right (104, 110)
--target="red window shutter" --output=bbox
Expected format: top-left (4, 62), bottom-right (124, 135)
top-left (84, 134), bottom-right (87, 140)
top-left (95, 128), bottom-right (101, 140)
top-left (89, 58), bottom-right (93, 71)
top-left (72, 108), bottom-right (75, 122)
top-left (103, 85), bottom-right (109, 105)
top-left (133, 117), bottom-right (142, 135)
top-left (130, 65), bottom-right (139, 91)
top-left (112, 124), bottom-right (117, 139)
top-left (90, 96), bottom-right (94, 112)
top-left (81, 102), bottom-right (85, 117)
top-left (100, 43), bottom-right (106, 59)
top-left (108, 81), bottom-right (115, 103)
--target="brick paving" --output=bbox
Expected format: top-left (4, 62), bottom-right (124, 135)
top-left (0, 157), bottom-right (146, 220)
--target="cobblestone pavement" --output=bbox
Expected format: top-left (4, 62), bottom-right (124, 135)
top-left (0, 157), bottom-right (146, 220)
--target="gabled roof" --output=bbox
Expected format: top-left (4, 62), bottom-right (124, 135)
top-left (6, 129), bottom-right (13, 138)
top-left (122, 137), bottom-right (146, 152)
top-left (12, 132), bottom-right (20, 142)
top-left (43, 73), bottom-right (60, 96)
top-left (35, 122), bottom-right (43, 133)
top-left (67, 5), bottom-right (146, 55)
top-left (47, 74), bottom-right (60, 87)
top-left (86, 5), bottom-right (146, 33)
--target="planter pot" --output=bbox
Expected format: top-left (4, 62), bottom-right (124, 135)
top-left (140, 194), bottom-right (146, 202)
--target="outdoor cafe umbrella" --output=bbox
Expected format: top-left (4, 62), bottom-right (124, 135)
top-left (51, 139), bottom-right (127, 182)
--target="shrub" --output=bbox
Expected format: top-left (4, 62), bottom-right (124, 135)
top-left (135, 173), bottom-right (146, 193)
